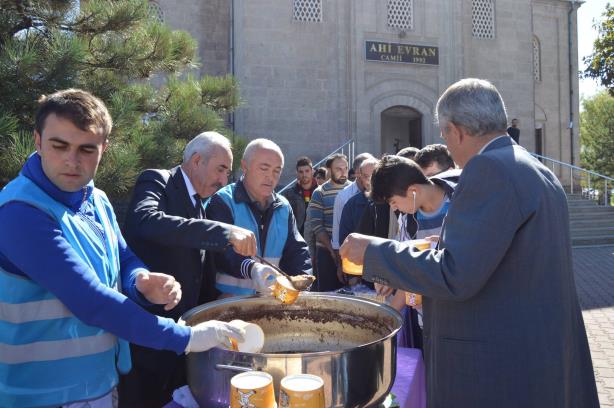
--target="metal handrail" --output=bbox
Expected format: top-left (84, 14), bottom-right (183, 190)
top-left (278, 138), bottom-right (355, 194)
top-left (530, 152), bottom-right (613, 206)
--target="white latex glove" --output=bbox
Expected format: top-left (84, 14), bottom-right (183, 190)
top-left (185, 320), bottom-right (246, 353)
top-left (251, 262), bottom-right (282, 294)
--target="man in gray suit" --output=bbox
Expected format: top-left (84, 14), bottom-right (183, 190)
top-left (340, 78), bottom-right (598, 407)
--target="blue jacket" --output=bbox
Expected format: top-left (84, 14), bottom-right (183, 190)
top-left (0, 154), bottom-right (190, 407)
top-left (339, 191), bottom-right (369, 245)
top-left (206, 180), bottom-right (311, 295)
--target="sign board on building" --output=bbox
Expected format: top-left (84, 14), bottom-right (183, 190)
top-left (366, 41), bottom-right (438, 65)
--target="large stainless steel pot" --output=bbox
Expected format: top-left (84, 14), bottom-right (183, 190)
top-left (181, 293), bottom-right (402, 408)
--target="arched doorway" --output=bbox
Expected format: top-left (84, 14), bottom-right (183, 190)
top-left (380, 106), bottom-right (422, 154)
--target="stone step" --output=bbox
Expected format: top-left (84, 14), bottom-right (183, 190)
top-left (567, 200), bottom-right (599, 207)
top-left (572, 235), bottom-right (614, 247)
top-left (566, 194), bottom-right (614, 246)
top-left (569, 218), bottom-right (614, 228)
top-left (571, 225), bottom-right (614, 237)
top-left (568, 206), bottom-right (614, 216)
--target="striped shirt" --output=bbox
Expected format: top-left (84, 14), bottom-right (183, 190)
top-left (306, 180), bottom-right (349, 241)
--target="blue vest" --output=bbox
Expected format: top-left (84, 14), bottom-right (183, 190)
top-left (0, 175), bottom-right (131, 408)
top-left (214, 183), bottom-right (289, 295)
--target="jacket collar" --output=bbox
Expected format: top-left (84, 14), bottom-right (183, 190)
top-left (233, 179), bottom-right (283, 210)
top-left (430, 168), bottom-right (461, 199)
top-left (21, 153), bottom-right (94, 212)
top-left (480, 135), bottom-right (514, 154)
top-left (169, 165), bottom-right (199, 217)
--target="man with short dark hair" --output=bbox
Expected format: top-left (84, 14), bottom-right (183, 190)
top-left (341, 78), bottom-right (598, 407)
top-left (282, 156), bottom-right (317, 236)
top-left (314, 167), bottom-right (327, 185)
top-left (396, 146), bottom-right (419, 159)
top-left (0, 90), bottom-right (244, 408)
top-left (414, 143), bottom-right (455, 176)
top-left (306, 153), bottom-right (349, 291)
top-left (507, 118), bottom-right (520, 144)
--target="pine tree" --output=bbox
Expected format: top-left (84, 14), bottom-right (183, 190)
top-left (0, 0), bottom-right (241, 198)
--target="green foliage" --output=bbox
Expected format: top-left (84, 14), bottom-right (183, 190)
top-left (0, 0), bottom-right (242, 198)
top-left (580, 91), bottom-right (614, 180)
top-left (583, 4), bottom-right (614, 96)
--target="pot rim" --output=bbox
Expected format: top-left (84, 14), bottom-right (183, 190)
top-left (180, 292), bottom-right (403, 357)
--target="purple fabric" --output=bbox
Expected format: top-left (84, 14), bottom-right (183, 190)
top-left (392, 347), bottom-right (426, 408)
top-left (164, 347), bottom-right (426, 408)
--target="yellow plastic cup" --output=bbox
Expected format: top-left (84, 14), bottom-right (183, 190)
top-left (230, 371), bottom-right (276, 408)
top-left (279, 374), bottom-right (325, 408)
top-left (405, 292), bottom-right (422, 307)
top-left (341, 256), bottom-right (363, 275)
top-left (272, 276), bottom-right (300, 304)
top-left (409, 239), bottom-right (431, 251)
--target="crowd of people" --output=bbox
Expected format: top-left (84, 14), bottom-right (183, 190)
top-left (0, 78), bottom-right (599, 408)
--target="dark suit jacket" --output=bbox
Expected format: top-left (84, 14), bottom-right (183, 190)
top-left (122, 166), bottom-right (231, 377)
top-left (364, 137), bottom-right (598, 407)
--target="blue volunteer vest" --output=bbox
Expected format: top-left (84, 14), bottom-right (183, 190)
top-left (0, 175), bottom-right (131, 408)
top-left (214, 183), bottom-right (289, 295)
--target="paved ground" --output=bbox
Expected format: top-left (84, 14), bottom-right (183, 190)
top-left (574, 245), bottom-right (614, 407)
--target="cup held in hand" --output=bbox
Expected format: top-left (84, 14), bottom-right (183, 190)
top-left (272, 276), bottom-right (300, 304)
top-left (341, 256), bottom-right (363, 275)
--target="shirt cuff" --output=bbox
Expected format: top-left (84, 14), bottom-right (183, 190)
top-left (125, 268), bottom-right (155, 307)
top-left (242, 259), bottom-right (256, 279)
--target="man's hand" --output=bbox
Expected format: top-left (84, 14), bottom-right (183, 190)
top-left (184, 320), bottom-right (246, 353)
top-left (339, 233), bottom-right (374, 267)
top-left (251, 263), bottom-right (282, 294)
top-left (229, 226), bottom-right (257, 257)
top-left (136, 271), bottom-right (182, 311)
top-left (424, 235), bottom-right (440, 245)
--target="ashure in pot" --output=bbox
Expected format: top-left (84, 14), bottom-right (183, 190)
top-left (181, 293), bottom-right (402, 408)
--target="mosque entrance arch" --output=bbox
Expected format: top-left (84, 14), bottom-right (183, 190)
top-left (380, 106), bottom-right (423, 154)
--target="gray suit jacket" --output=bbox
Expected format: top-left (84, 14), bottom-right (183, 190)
top-left (364, 137), bottom-right (598, 408)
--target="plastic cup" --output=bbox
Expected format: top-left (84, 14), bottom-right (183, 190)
top-left (341, 256), bottom-right (363, 275)
top-left (279, 374), bottom-right (325, 408)
top-left (405, 292), bottom-right (422, 307)
top-left (272, 276), bottom-right (300, 304)
top-left (230, 371), bottom-right (276, 408)
top-left (229, 320), bottom-right (265, 353)
top-left (409, 238), bottom-right (432, 251)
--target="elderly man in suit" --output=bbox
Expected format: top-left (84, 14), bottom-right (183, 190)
top-left (120, 132), bottom-right (257, 407)
top-left (340, 78), bottom-right (598, 407)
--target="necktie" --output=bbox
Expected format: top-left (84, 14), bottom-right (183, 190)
top-left (193, 194), bottom-right (204, 219)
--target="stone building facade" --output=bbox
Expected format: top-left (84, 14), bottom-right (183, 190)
top-left (154, 0), bottom-right (581, 184)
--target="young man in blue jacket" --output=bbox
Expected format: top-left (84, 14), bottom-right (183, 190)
top-left (0, 89), bottom-right (245, 408)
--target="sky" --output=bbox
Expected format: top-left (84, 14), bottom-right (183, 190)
top-left (577, 0), bottom-right (609, 99)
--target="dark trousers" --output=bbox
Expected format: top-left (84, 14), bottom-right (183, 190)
top-left (315, 246), bottom-right (343, 292)
top-left (118, 345), bottom-right (186, 408)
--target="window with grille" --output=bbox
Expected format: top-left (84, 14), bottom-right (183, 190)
top-left (293, 0), bottom-right (322, 22)
top-left (148, 1), bottom-right (164, 23)
top-left (533, 37), bottom-right (541, 82)
top-left (472, 0), bottom-right (495, 39)
top-left (387, 0), bottom-right (413, 30)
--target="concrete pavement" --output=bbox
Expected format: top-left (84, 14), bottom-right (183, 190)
top-left (574, 245), bottom-right (614, 407)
